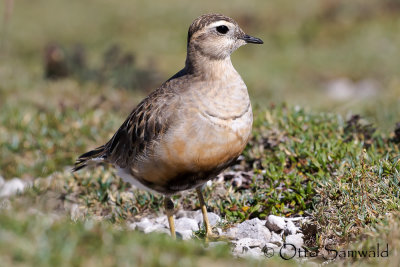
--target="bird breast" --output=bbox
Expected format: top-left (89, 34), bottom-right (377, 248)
top-left (160, 77), bottom-right (253, 173)
top-left (129, 66), bottom-right (253, 190)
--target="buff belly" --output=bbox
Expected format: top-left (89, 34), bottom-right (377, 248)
top-left (124, 109), bottom-right (252, 195)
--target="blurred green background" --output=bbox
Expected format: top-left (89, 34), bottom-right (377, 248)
top-left (1, 0), bottom-right (399, 129)
top-left (1, 1), bottom-right (400, 266)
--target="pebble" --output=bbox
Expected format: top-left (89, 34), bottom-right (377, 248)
top-left (194, 212), bottom-right (221, 227)
top-left (243, 247), bottom-right (264, 259)
top-left (0, 178), bottom-right (27, 198)
top-left (269, 232), bottom-right (283, 246)
top-left (207, 241), bottom-right (229, 248)
top-left (175, 210), bottom-right (199, 219)
top-left (119, 211), bottom-right (306, 261)
top-left (154, 216), bottom-right (169, 227)
top-left (135, 218), bottom-right (165, 234)
top-left (175, 217), bottom-right (199, 232)
top-left (265, 215), bottom-right (286, 232)
top-left (263, 242), bottom-right (279, 251)
top-left (285, 233), bottom-right (304, 249)
top-left (284, 220), bottom-right (298, 235)
top-left (177, 229), bottom-right (194, 240)
top-left (234, 238), bottom-right (263, 249)
top-left (224, 226), bottom-right (238, 239)
top-left (235, 218), bottom-right (271, 242)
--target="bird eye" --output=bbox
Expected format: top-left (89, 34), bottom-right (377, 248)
top-left (216, 25), bottom-right (229, 34)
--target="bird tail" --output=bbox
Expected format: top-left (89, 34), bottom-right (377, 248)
top-left (72, 145), bottom-right (107, 172)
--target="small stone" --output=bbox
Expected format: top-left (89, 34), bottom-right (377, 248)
top-left (195, 212), bottom-right (221, 227)
top-left (176, 229), bottom-right (194, 240)
top-left (265, 215), bottom-right (286, 232)
top-left (284, 220), bottom-right (298, 235)
top-left (232, 246), bottom-right (250, 255)
top-left (216, 228), bottom-right (223, 236)
top-left (280, 247), bottom-right (297, 259)
top-left (243, 247), bottom-right (264, 259)
top-left (175, 217), bottom-right (199, 232)
top-left (269, 232), bottom-right (283, 246)
top-left (154, 216), bottom-right (169, 227)
top-left (224, 226), bottom-right (238, 239)
top-left (234, 238), bottom-right (263, 248)
top-left (0, 178), bottom-right (26, 198)
top-left (128, 222), bottom-right (137, 230)
top-left (135, 218), bottom-right (162, 233)
top-left (233, 245), bottom-right (249, 255)
top-left (285, 233), bottom-right (304, 250)
top-left (263, 242), bottom-right (279, 251)
top-left (207, 241), bottom-right (229, 248)
top-left (153, 227), bottom-right (170, 235)
top-left (236, 218), bottom-right (271, 242)
top-left (175, 209), bottom-right (200, 219)
top-left (70, 204), bottom-right (82, 221)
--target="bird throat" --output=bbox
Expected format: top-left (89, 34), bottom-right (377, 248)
top-left (185, 53), bottom-right (251, 121)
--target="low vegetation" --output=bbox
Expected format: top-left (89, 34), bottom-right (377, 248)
top-left (1, 0), bottom-right (399, 266)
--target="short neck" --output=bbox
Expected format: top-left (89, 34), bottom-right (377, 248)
top-left (184, 44), bottom-right (235, 80)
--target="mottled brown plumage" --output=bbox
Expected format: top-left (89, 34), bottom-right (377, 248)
top-left (73, 13), bottom-right (262, 239)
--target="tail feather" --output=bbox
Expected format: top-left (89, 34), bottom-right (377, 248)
top-left (73, 145), bottom-right (107, 172)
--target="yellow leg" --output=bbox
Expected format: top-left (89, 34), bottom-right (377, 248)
top-left (164, 197), bottom-right (176, 239)
top-left (196, 187), bottom-right (214, 239)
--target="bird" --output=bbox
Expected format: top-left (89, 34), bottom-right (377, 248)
top-left (73, 13), bottom-right (263, 239)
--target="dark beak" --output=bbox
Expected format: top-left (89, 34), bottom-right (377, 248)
top-left (240, 34), bottom-right (263, 44)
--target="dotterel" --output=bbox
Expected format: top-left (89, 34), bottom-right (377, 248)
top-left (73, 13), bottom-right (263, 239)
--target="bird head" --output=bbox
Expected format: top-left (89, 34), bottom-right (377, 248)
top-left (187, 14), bottom-right (263, 61)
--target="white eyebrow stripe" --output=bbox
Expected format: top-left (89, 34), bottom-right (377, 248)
top-left (207, 21), bottom-right (235, 29)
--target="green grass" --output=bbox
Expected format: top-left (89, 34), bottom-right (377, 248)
top-left (1, 0), bottom-right (400, 265)
top-left (2, 105), bottom-right (399, 266)
top-left (2, 0), bottom-right (400, 127)
top-left (0, 208), bottom-right (237, 267)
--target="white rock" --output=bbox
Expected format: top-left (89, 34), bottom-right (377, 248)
top-left (175, 210), bottom-right (200, 219)
top-left (153, 227), bottom-right (170, 235)
top-left (135, 218), bottom-right (162, 233)
top-left (269, 232), bottom-right (283, 246)
top-left (234, 238), bottom-right (263, 249)
top-left (177, 229), bottom-right (194, 240)
top-left (224, 226), bottom-right (238, 239)
top-left (325, 78), bottom-right (355, 101)
top-left (285, 233), bottom-right (304, 250)
top-left (279, 247), bottom-right (297, 259)
top-left (128, 222), bottom-right (137, 230)
top-left (233, 244), bottom-right (249, 255)
top-left (207, 241), bottom-right (229, 248)
top-left (243, 247), bottom-right (264, 259)
top-left (235, 218), bottom-right (271, 242)
top-left (263, 242), bottom-right (279, 253)
top-left (325, 78), bottom-right (378, 101)
top-left (265, 215), bottom-right (286, 232)
top-left (0, 176), bottom-right (4, 187)
top-left (175, 217), bottom-right (199, 232)
top-left (0, 178), bottom-right (26, 198)
top-left (195, 212), bottom-right (221, 227)
top-left (70, 203), bottom-right (82, 221)
top-left (216, 227), bottom-right (223, 236)
top-left (154, 216), bottom-right (169, 227)
top-left (284, 220), bottom-right (298, 235)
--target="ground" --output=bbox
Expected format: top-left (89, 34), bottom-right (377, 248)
top-left (0, 0), bottom-right (400, 266)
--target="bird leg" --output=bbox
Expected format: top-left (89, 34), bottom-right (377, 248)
top-left (164, 197), bottom-right (176, 239)
top-left (196, 187), bottom-right (215, 239)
